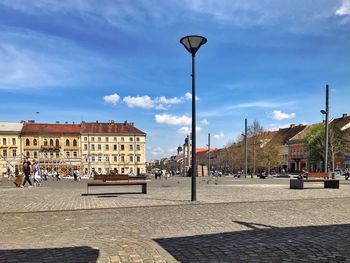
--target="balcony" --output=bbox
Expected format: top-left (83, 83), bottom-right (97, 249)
top-left (41, 145), bottom-right (61, 151)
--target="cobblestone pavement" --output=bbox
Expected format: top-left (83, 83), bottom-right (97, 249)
top-left (1, 176), bottom-right (350, 262)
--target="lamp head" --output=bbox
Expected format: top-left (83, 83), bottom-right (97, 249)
top-left (180, 35), bottom-right (207, 55)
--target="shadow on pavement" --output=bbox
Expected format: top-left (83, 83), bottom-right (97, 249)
top-left (0, 246), bottom-right (99, 263)
top-left (155, 223), bottom-right (350, 262)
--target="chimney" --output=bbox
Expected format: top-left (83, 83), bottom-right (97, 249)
top-left (56, 121), bottom-right (60, 124)
top-left (290, 124), bottom-right (295, 128)
top-left (130, 122), bottom-right (134, 126)
top-left (96, 120), bottom-right (98, 123)
top-left (124, 120), bottom-right (127, 125)
top-left (73, 121), bottom-right (75, 124)
top-left (28, 120), bottom-right (35, 123)
top-left (65, 121), bottom-right (68, 124)
top-left (343, 113), bottom-right (348, 118)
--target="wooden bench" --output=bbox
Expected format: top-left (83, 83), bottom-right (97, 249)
top-left (290, 172), bottom-right (339, 189)
top-left (87, 174), bottom-right (150, 195)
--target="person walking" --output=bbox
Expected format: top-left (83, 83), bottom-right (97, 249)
top-left (22, 157), bottom-right (32, 187)
top-left (32, 160), bottom-right (42, 186)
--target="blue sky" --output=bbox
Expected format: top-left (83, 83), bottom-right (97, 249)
top-left (0, 0), bottom-right (350, 161)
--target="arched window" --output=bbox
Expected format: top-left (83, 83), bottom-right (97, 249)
top-left (66, 139), bottom-right (70, 146)
top-left (26, 151), bottom-right (30, 157)
top-left (50, 139), bottom-right (54, 146)
top-left (44, 139), bottom-right (48, 146)
top-left (73, 139), bottom-right (77, 147)
top-left (33, 139), bottom-right (37, 146)
top-left (56, 139), bottom-right (59, 147)
top-left (25, 139), bottom-right (30, 146)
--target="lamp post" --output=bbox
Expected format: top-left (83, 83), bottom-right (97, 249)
top-left (320, 84), bottom-right (330, 177)
top-left (180, 35), bottom-right (207, 201)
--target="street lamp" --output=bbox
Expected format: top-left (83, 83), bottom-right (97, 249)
top-left (320, 84), bottom-right (329, 177)
top-left (180, 35), bottom-right (207, 201)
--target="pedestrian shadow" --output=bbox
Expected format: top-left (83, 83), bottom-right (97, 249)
top-left (0, 246), bottom-right (99, 263)
top-left (155, 223), bottom-right (350, 262)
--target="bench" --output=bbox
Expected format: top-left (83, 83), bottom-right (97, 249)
top-left (87, 174), bottom-right (150, 195)
top-left (290, 172), bottom-right (339, 189)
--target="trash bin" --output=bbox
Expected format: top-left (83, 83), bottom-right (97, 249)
top-left (331, 172), bottom-right (335, 179)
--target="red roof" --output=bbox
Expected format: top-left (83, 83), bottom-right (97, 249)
top-left (22, 123), bottom-right (81, 135)
top-left (80, 122), bottom-right (146, 135)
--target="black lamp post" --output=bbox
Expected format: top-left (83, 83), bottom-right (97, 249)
top-left (180, 35), bottom-right (207, 201)
top-left (320, 84), bottom-right (330, 177)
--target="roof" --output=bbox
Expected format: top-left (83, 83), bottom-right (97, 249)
top-left (269, 124), bottom-right (307, 145)
top-left (80, 122), bottom-right (146, 135)
top-left (331, 114), bottom-right (350, 131)
top-left (0, 122), bottom-right (23, 133)
top-left (21, 123), bottom-right (81, 135)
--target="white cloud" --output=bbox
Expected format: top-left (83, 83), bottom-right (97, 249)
top-left (213, 131), bottom-right (225, 140)
top-left (103, 93), bottom-right (120, 105)
top-left (123, 95), bottom-right (154, 109)
top-left (151, 147), bottom-right (164, 156)
top-left (272, 110), bottom-right (296, 121)
top-left (336, 0), bottom-right (350, 16)
top-left (196, 126), bottom-right (203, 132)
top-left (155, 114), bottom-right (191, 125)
top-left (184, 92), bottom-right (199, 101)
top-left (178, 126), bottom-right (190, 134)
top-left (155, 96), bottom-right (182, 104)
top-left (200, 119), bottom-right (209, 125)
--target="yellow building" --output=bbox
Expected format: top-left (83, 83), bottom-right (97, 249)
top-left (80, 121), bottom-right (146, 175)
top-left (21, 122), bottom-right (81, 174)
top-left (0, 122), bottom-right (23, 176)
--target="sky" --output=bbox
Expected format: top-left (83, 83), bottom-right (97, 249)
top-left (0, 0), bottom-right (350, 161)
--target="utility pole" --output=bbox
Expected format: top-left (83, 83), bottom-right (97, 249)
top-left (207, 133), bottom-right (211, 176)
top-left (244, 118), bottom-right (249, 178)
top-left (325, 84), bottom-right (329, 176)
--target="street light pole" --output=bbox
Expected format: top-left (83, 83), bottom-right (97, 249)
top-left (180, 35), bottom-right (207, 201)
top-left (244, 118), bottom-right (248, 178)
top-left (325, 84), bottom-right (329, 175)
top-left (207, 133), bottom-right (211, 176)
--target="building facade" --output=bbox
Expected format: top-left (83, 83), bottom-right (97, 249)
top-left (80, 121), bottom-right (146, 175)
top-left (0, 122), bottom-right (23, 175)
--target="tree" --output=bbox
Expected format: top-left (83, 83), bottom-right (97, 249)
top-left (247, 120), bottom-right (264, 175)
top-left (305, 123), bottom-right (347, 171)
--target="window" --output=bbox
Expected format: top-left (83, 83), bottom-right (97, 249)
top-left (105, 168), bottom-right (109, 174)
top-left (114, 156), bottom-right (117, 162)
top-left (91, 156), bottom-right (95, 162)
top-left (98, 168), bottom-right (102, 173)
top-left (91, 137), bottom-right (95, 142)
top-left (113, 137), bottom-right (117, 141)
top-left (43, 139), bottom-right (48, 146)
top-left (2, 149), bottom-right (7, 157)
top-left (12, 149), bottom-right (17, 157)
top-left (129, 156), bottom-right (133, 162)
top-left (105, 137), bottom-right (109, 142)
top-left (56, 139), bottom-right (59, 147)
top-left (136, 137), bottom-right (140, 142)
top-left (137, 156), bottom-right (140, 163)
top-left (106, 144), bottom-right (109, 151)
top-left (33, 139), bottom-right (38, 146)
top-left (26, 139), bottom-right (30, 146)
top-left (2, 138), bottom-right (6, 145)
top-left (91, 144), bottom-right (95, 150)
top-left (106, 156), bottom-right (109, 162)
top-left (66, 152), bottom-right (70, 157)
top-left (129, 145), bottom-right (133, 151)
top-left (98, 156), bottom-right (102, 162)
top-left (121, 156), bottom-right (125, 162)
top-left (84, 144), bottom-right (88, 150)
top-left (113, 144), bottom-right (117, 151)
top-left (66, 139), bottom-right (70, 146)
top-left (50, 152), bottom-right (54, 157)
top-left (136, 144), bottom-right (140, 151)
top-left (121, 137), bottom-right (124, 142)
top-left (85, 156), bottom-right (88, 162)
top-left (34, 151), bottom-right (38, 158)
top-left (56, 152), bottom-right (59, 158)
top-left (121, 168), bottom-right (125, 173)
top-left (98, 144), bottom-right (101, 150)
top-left (26, 151), bottom-right (30, 157)
top-left (121, 144), bottom-right (124, 151)
top-left (12, 138), bottom-right (16, 145)
top-left (130, 137), bottom-right (133, 142)
top-left (73, 152), bottom-right (77, 157)
top-left (98, 137), bottom-right (101, 142)
top-left (73, 139), bottom-right (77, 147)
top-left (84, 137), bottom-right (87, 141)
top-left (50, 139), bottom-right (54, 146)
